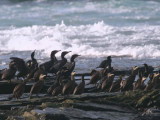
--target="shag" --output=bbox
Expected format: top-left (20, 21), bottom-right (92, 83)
top-left (29, 74), bottom-right (46, 98)
top-left (31, 67), bottom-right (46, 82)
top-left (0, 68), bottom-right (6, 81)
top-left (1, 61), bottom-right (17, 83)
top-left (52, 74), bottom-right (63, 96)
top-left (143, 64), bottom-right (150, 78)
top-left (63, 54), bottom-right (80, 76)
top-left (10, 57), bottom-right (28, 79)
top-left (26, 50), bottom-right (38, 70)
top-left (88, 70), bottom-right (102, 85)
top-left (26, 50), bottom-right (38, 79)
top-left (139, 63), bottom-right (154, 78)
top-left (47, 70), bottom-right (63, 95)
top-left (101, 73), bottom-right (115, 91)
top-left (150, 73), bottom-right (160, 90)
top-left (144, 73), bottom-right (154, 91)
top-left (9, 79), bottom-right (28, 99)
top-left (120, 66), bottom-right (139, 91)
top-left (97, 56), bottom-right (112, 68)
top-left (39, 50), bottom-right (60, 73)
top-left (27, 65), bottom-right (38, 80)
top-left (133, 70), bottom-right (146, 90)
top-left (50, 51), bottom-right (71, 74)
top-left (73, 74), bottom-right (85, 95)
top-left (109, 75), bottom-right (123, 92)
top-left (62, 72), bottom-right (77, 95)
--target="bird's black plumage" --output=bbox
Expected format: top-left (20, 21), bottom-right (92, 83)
top-left (39, 50), bottom-right (60, 73)
top-left (63, 54), bottom-right (80, 76)
top-left (49, 51), bottom-right (71, 74)
top-left (97, 56), bottom-right (112, 68)
top-left (10, 57), bottom-right (28, 78)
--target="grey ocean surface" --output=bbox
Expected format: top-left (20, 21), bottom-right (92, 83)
top-left (0, 0), bottom-right (160, 72)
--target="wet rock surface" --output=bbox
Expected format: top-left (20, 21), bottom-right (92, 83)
top-left (26, 107), bottom-right (137, 120)
top-left (0, 91), bottom-right (160, 120)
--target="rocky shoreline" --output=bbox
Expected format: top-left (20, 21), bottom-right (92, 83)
top-left (0, 53), bottom-right (159, 120)
top-left (0, 90), bottom-right (159, 120)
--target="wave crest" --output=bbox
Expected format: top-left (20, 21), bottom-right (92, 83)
top-left (0, 21), bottom-right (160, 58)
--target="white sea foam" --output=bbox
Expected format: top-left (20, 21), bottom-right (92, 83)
top-left (0, 21), bottom-right (160, 58)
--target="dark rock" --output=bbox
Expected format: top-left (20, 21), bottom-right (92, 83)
top-left (6, 116), bottom-right (25, 120)
top-left (136, 90), bottom-right (160, 109)
top-left (0, 112), bottom-right (7, 120)
top-left (72, 102), bottom-right (134, 113)
top-left (142, 108), bottom-right (160, 117)
top-left (0, 81), bottom-right (49, 94)
top-left (2, 90), bottom-right (160, 120)
top-left (0, 101), bottom-right (22, 110)
top-left (24, 107), bottom-right (138, 120)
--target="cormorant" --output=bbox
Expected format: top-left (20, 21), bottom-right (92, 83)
top-left (144, 73), bottom-right (155, 91)
top-left (52, 85), bottom-right (63, 96)
top-left (26, 50), bottom-right (38, 79)
top-left (39, 50), bottom-right (60, 73)
top-left (97, 56), bottom-right (112, 68)
top-left (52, 74), bottom-right (63, 96)
top-left (101, 73), bottom-right (115, 91)
top-left (26, 65), bottom-right (38, 80)
top-left (143, 64), bottom-right (150, 78)
top-left (47, 70), bottom-right (63, 95)
top-left (26, 50), bottom-right (38, 70)
top-left (133, 70), bottom-right (146, 90)
top-left (0, 68), bottom-right (6, 81)
top-left (50, 51), bottom-right (71, 74)
top-left (51, 67), bottom-right (74, 96)
top-left (87, 70), bottom-right (102, 85)
top-left (109, 75), bottom-right (123, 92)
top-left (120, 66), bottom-right (139, 91)
top-left (151, 73), bottom-right (160, 89)
top-left (9, 79), bottom-right (28, 99)
top-left (63, 54), bottom-right (80, 76)
top-left (73, 74), bottom-right (85, 95)
top-left (62, 72), bottom-right (77, 95)
top-left (139, 63), bottom-right (154, 78)
top-left (31, 67), bottom-right (46, 82)
top-left (29, 74), bottom-right (46, 98)
top-left (1, 61), bottom-right (17, 83)
top-left (10, 57), bottom-right (28, 79)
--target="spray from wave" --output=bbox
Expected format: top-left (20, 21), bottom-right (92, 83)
top-left (0, 21), bottom-right (160, 59)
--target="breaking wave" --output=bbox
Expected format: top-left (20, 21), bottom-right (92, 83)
top-left (0, 21), bottom-right (160, 59)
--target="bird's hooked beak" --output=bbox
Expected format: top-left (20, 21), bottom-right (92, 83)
top-left (63, 51), bottom-right (72, 56)
top-left (67, 51), bottom-right (72, 53)
top-left (74, 54), bottom-right (81, 59)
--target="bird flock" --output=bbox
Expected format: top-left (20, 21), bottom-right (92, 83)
top-left (0, 50), bottom-right (159, 100)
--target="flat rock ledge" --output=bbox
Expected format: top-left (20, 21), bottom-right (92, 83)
top-left (0, 90), bottom-right (160, 120)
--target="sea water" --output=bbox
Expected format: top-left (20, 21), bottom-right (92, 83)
top-left (0, 0), bottom-right (160, 73)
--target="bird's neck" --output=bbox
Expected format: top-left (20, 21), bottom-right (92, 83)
top-left (31, 56), bottom-right (36, 61)
top-left (51, 56), bottom-right (57, 63)
top-left (61, 55), bottom-right (67, 62)
top-left (51, 54), bottom-right (56, 60)
top-left (61, 55), bottom-right (65, 59)
top-left (70, 57), bottom-right (76, 62)
top-left (71, 74), bottom-right (75, 81)
top-left (56, 75), bottom-right (62, 85)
